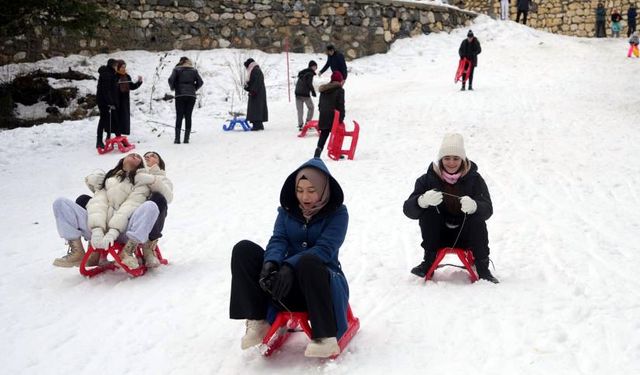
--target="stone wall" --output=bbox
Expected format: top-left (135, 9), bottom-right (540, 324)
top-left (461, 0), bottom-right (635, 37)
top-left (0, 0), bottom-right (477, 65)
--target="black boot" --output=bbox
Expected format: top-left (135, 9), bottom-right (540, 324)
top-left (183, 133), bottom-right (190, 144)
top-left (411, 250), bottom-right (437, 278)
top-left (461, 83), bottom-right (466, 91)
top-left (313, 147), bottom-right (322, 158)
top-left (174, 137), bottom-right (181, 144)
top-left (475, 258), bottom-right (499, 283)
top-left (96, 136), bottom-right (105, 149)
top-left (175, 126), bottom-right (181, 144)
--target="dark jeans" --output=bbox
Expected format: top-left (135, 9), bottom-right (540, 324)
top-left (75, 192), bottom-right (168, 241)
top-left (229, 240), bottom-right (337, 338)
top-left (314, 131), bottom-right (331, 157)
top-left (462, 63), bottom-right (475, 88)
top-left (418, 208), bottom-right (490, 261)
top-left (175, 96), bottom-right (196, 141)
top-left (97, 106), bottom-right (120, 140)
top-left (629, 22), bottom-right (637, 37)
top-left (596, 21), bottom-right (606, 37)
top-left (516, 10), bottom-right (528, 25)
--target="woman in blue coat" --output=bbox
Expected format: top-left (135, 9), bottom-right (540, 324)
top-left (230, 158), bottom-right (350, 358)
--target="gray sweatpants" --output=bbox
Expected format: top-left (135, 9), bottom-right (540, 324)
top-left (52, 197), bottom-right (160, 244)
top-left (296, 96), bottom-right (314, 127)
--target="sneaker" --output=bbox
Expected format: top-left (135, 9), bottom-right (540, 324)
top-left (142, 239), bottom-right (161, 268)
top-left (475, 258), bottom-right (500, 283)
top-left (241, 320), bottom-right (270, 349)
top-left (304, 337), bottom-right (340, 358)
top-left (117, 240), bottom-right (140, 269)
top-left (410, 260), bottom-right (433, 278)
top-left (53, 239), bottom-right (85, 267)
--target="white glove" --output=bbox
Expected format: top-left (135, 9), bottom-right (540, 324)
top-left (102, 229), bottom-right (120, 249)
top-left (417, 189), bottom-right (443, 208)
top-left (90, 228), bottom-right (105, 249)
top-left (460, 196), bottom-right (477, 214)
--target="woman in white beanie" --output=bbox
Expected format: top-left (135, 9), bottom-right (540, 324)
top-left (403, 133), bottom-right (499, 283)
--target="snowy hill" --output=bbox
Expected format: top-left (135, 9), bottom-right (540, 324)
top-left (1, 16), bottom-right (639, 374)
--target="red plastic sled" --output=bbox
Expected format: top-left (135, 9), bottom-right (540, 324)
top-left (424, 247), bottom-right (478, 283)
top-left (261, 304), bottom-right (360, 358)
top-left (97, 136), bottom-right (136, 155)
top-left (454, 58), bottom-right (472, 83)
top-left (327, 110), bottom-right (360, 161)
top-left (298, 120), bottom-right (320, 137)
top-left (79, 242), bottom-right (168, 278)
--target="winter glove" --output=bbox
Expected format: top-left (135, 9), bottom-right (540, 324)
top-left (102, 228), bottom-right (120, 249)
top-left (243, 83), bottom-right (250, 92)
top-left (417, 189), bottom-right (443, 208)
top-left (90, 228), bottom-right (105, 249)
top-left (271, 263), bottom-right (294, 301)
top-left (460, 196), bottom-right (478, 214)
top-left (258, 261), bottom-right (279, 293)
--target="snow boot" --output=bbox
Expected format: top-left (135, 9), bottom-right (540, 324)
top-left (314, 147), bottom-right (322, 158)
top-left (241, 320), bottom-right (270, 349)
top-left (475, 258), bottom-right (499, 283)
top-left (118, 239), bottom-right (140, 269)
top-left (53, 239), bottom-right (86, 267)
top-left (304, 337), bottom-right (340, 358)
top-left (461, 83), bottom-right (466, 91)
top-left (410, 250), bottom-right (437, 277)
top-left (96, 136), bottom-right (105, 149)
top-left (183, 133), bottom-right (190, 144)
top-left (142, 239), bottom-right (160, 268)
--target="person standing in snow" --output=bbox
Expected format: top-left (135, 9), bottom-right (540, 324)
top-left (114, 60), bottom-right (143, 141)
top-left (403, 133), bottom-right (499, 283)
top-left (168, 56), bottom-right (204, 144)
top-left (295, 60), bottom-right (318, 130)
top-left (611, 8), bottom-right (623, 38)
top-left (515, 0), bottom-right (529, 25)
top-left (458, 30), bottom-right (482, 91)
top-left (595, 3), bottom-right (607, 38)
top-left (52, 154), bottom-right (160, 269)
top-left (318, 45), bottom-right (348, 81)
top-left (314, 71), bottom-right (345, 158)
top-left (628, 5), bottom-right (637, 37)
top-left (230, 158), bottom-right (352, 358)
top-left (243, 58), bottom-right (268, 131)
top-left (95, 58), bottom-right (120, 150)
top-left (500, 0), bottom-right (510, 21)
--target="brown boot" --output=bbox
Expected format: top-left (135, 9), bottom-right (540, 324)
top-left (142, 239), bottom-right (160, 268)
top-left (118, 240), bottom-right (140, 269)
top-left (53, 239), bottom-right (85, 267)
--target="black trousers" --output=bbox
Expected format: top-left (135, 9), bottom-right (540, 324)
top-left (314, 131), bottom-right (331, 157)
top-left (595, 21), bottom-right (606, 37)
top-left (229, 240), bottom-right (337, 338)
top-left (175, 96), bottom-right (196, 141)
top-left (462, 63), bottom-right (475, 88)
top-left (418, 208), bottom-right (490, 261)
top-left (75, 193), bottom-right (168, 240)
top-left (516, 10), bottom-right (528, 25)
top-left (629, 22), bottom-right (637, 37)
top-left (97, 106), bottom-right (120, 140)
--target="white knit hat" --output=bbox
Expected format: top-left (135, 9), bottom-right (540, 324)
top-left (437, 133), bottom-right (466, 160)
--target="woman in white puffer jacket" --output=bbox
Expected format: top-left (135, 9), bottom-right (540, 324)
top-left (52, 153), bottom-right (158, 269)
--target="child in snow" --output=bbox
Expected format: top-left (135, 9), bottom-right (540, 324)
top-left (628, 32), bottom-right (639, 57)
top-left (295, 60), bottom-right (318, 130)
top-left (403, 133), bottom-right (499, 283)
top-left (230, 158), bottom-right (351, 358)
top-left (243, 58), bottom-right (268, 131)
top-left (611, 8), bottom-right (623, 38)
top-left (52, 153), bottom-right (160, 269)
top-left (314, 71), bottom-right (345, 158)
top-left (114, 60), bottom-right (142, 144)
top-left (168, 57), bottom-right (204, 143)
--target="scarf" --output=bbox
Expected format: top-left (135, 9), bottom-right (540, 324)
top-left (442, 171), bottom-right (462, 185)
top-left (295, 167), bottom-right (330, 221)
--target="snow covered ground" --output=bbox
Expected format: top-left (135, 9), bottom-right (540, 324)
top-left (1, 16), bottom-right (639, 374)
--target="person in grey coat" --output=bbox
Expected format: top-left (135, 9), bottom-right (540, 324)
top-left (295, 60), bottom-right (318, 130)
top-left (168, 56), bottom-right (204, 144)
top-left (243, 58), bottom-right (268, 131)
top-left (516, 0), bottom-right (529, 25)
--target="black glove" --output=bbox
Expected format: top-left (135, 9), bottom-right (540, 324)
top-left (258, 261), bottom-right (278, 293)
top-left (271, 263), bottom-right (294, 301)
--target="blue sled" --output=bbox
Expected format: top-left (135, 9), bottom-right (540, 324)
top-left (223, 116), bottom-right (251, 131)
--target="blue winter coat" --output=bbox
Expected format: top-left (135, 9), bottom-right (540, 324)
top-left (263, 158), bottom-right (350, 339)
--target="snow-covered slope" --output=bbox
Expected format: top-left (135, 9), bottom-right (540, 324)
top-left (1, 16), bottom-right (639, 374)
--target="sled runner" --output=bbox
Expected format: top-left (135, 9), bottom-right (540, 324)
top-left (425, 247), bottom-right (478, 283)
top-left (298, 120), bottom-right (320, 137)
top-left (454, 58), bottom-right (472, 83)
top-left (79, 242), bottom-right (168, 278)
top-left (327, 110), bottom-right (360, 161)
top-left (97, 136), bottom-right (136, 155)
top-left (261, 304), bottom-right (360, 358)
top-left (223, 112), bottom-right (251, 131)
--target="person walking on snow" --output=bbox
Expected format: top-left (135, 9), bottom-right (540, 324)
top-left (403, 133), bottom-right (499, 283)
top-left (611, 8), bottom-right (623, 38)
top-left (628, 5), bottom-right (637, 37)
top-left (515, 0), bottom-right (529, 25)
top-left (168, 56), bottom-right (204, 144)
top-left (595, 3), bottom-right (607, 38)
top-left (314, 71), bottom-right (345, 158)
top-left (243, 58), bottom-right (268, 131)
top-left (114, 60), bottom-right (143, 143)
top-left (95, 58), bottom-right (120, 149)
top-left (318, 45), bottom-right (348, 81)
top-left (230, 158), bottom-right (352, 358)
top-left (295, 60), bottom-right (318, 130)
top-left (500, 0), bottom-right (510, 21)
top-left (458, 30), bottom-right (482, 91)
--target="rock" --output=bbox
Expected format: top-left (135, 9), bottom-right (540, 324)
top-left (13, 52), bottom-right (26, 61)
top-left (185, 11), bottom-right (199, 22)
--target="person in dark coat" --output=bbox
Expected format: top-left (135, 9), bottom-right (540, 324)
top-left (168, 56), bottom-right (204, 144)
top-left (458, 30), bottom-right (482, 91)
top-left (95, 58), bottom-right (120, 149)
top-left (628, 5), bottom-right (637, 37)
top-left (314, 71), bottom-right (345, 158)
top-left (295, 60), bottom-right (318, 130)
top-left (230, 158), bottom-right (351, 358)
top-left (319, 45), bottom-right (348, 81)
top-left (243, 58), bottom-right (268, 131)
top-left (403, 133), bottom-right (499, 283)
top-left (114, 60), bottom-right (143, 139)
top-left (516, 0), bottom-right (529, 24)
top-left (596, 3), bottom-right (607, 38)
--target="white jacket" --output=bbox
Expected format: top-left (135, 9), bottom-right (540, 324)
top-left (85, 170), bottom-right (151, 233)
top-left (146, 164), bottom-right (174, 204)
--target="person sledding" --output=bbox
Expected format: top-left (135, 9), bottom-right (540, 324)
top-left (403, 133), bottom-right (499, 283)
top-left (458, 30), bottom-right (482, 91)
top-left (230, 158), bottom-right (351, 358)
top-left (628, 32), bottom-right (640, 57)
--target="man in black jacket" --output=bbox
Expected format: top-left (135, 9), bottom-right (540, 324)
top-left (295, 60), bottom-right (317, 130)
top-left (458, 30), bottom-right (482, 91)
top-left (319, 45), bottom-right (348, 81)
top-left (628, 5), bottom-right (637, 37)
top-left (95, 58), bottom-right (119, 149)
